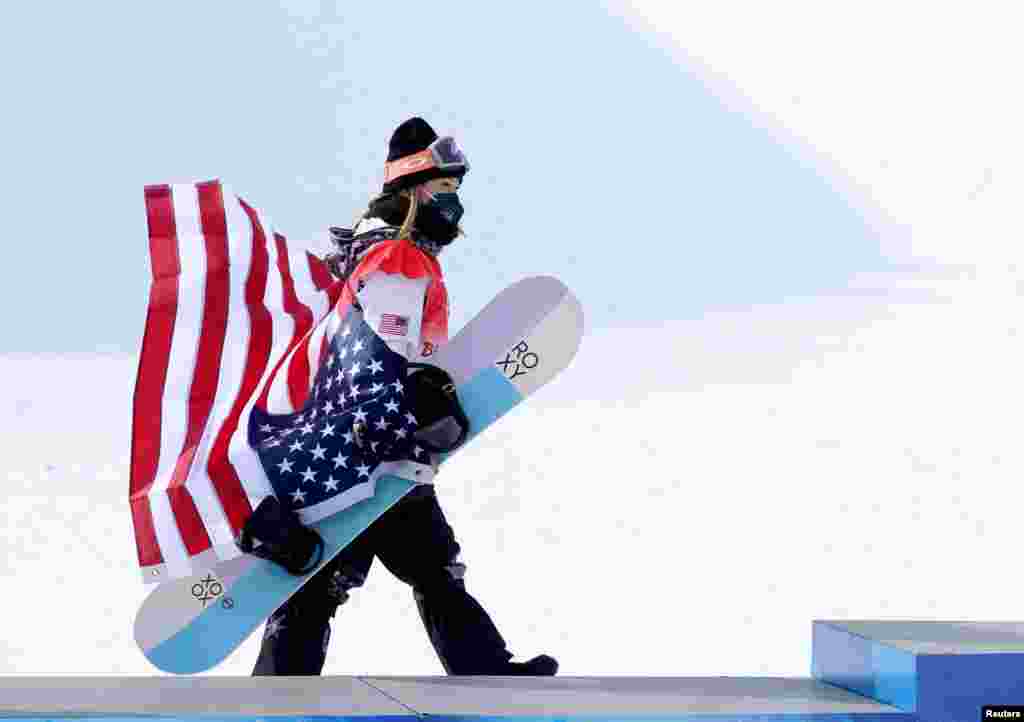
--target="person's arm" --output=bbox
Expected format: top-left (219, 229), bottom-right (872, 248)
top-left (356, 270), bottom-right (430, 360)
top-left (355, 270), bottom-right (465, 470)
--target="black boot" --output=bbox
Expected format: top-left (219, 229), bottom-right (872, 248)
top-left (501, 654), bottom-right (559, 676)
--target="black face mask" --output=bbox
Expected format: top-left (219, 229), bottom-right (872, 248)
top-left (416, 192), bottom-right (463, 245)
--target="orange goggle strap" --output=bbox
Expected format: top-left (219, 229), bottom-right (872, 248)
top-left (383, 139), bottom-right (468, 185)
top-left (383, 148), bottom-right (437, 184)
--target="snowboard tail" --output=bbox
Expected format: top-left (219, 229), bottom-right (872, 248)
top-left (134, 277), bottom-right (583, 675)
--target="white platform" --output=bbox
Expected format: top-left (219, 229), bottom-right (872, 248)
top-left (0, 676), bottom-right (906, 718)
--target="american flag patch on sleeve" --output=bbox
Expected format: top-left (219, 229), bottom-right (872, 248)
top-left (378, 313), bottom-right (409, 336)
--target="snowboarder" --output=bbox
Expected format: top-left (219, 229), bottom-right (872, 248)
top-left (250, 117), bottom-right (559, 677)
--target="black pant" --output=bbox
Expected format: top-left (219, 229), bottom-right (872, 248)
top-left (252, 484), bottom-right (514, 675)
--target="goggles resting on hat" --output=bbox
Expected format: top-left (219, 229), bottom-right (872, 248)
top-left (383, 136), bottom-right (469, 186)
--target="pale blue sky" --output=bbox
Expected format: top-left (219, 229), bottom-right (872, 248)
top-left (0, 1), bottom-right (904, 352)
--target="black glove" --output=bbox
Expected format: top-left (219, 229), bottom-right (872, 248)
top-left (405, 363), bottom-right (470, 453)
top-left (351, 363), bottom-right (469, 460)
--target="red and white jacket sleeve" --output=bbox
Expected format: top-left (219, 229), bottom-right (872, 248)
top-left (357, 271), bottom-right (430, 360)
top-left (342, 238), bottom-right (449, 362)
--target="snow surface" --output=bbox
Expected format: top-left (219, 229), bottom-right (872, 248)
top-left (3, 267), bottom-right (1023, 676)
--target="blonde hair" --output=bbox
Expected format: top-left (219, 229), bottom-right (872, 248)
top-left (398, 188), bottom-right (419, 240)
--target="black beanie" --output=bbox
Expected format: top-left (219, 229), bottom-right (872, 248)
top-left (382, 117), bottom-right (464, 194)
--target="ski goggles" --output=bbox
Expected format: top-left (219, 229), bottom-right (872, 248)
top-left (383, 136), bottom-right (470, 185)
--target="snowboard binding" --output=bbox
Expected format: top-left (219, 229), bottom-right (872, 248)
top-left (235, 496), bottom-right (325, 575)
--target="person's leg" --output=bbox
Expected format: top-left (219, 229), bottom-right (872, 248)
top-left (375, 485), bottom-right (554, 675)
top-left (251, 531), bottom-right (375, 676)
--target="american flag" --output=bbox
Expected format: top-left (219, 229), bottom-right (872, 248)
top-left (130, 179), bottom-right (447, 583)
top-left (250, 309), bottom-right (427, 522)
top-left (378, 312), bottom-right (409, 337)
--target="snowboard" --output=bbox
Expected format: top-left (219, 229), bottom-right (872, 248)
top-left (134, 275), bottom-right (584, 674)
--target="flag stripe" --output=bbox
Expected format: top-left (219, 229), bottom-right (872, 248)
top-left (164, 181), bottom-right (232, 556)
top-left (254, 228), bottom-right (297, 414)
top-left (234, 211), bottom-right (296, 508)
top-left (304, 319), bottom-right (328, 399)
top-left (149, 184), bottom-right (209, 577)
top-left (307, 250), bottom-right (336, 293)
top-left (204, 196), bottom-right (273, 537)
top-left (130, 184), bottom-right (181, 568)
top-left (306, 252), bottom-right (342, 396)
top-left (258, 234), bottom-right (312, 414)
top-left (296, 256), bottom-right (333, 402)
top-left (260, 267), bottom-right (299, 411)
top-left (315, 253), bottom-right (344, 373)
top-left (181, 185), bottom-right (257, 554)
top-left (280, 237), bottom-right (316, 412)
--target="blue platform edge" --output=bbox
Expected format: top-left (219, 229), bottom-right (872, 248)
top-left (811, 621), bottom-right (917, 712)
top-left (812, 620), bottom-right (1024, 722)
